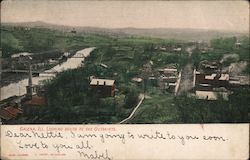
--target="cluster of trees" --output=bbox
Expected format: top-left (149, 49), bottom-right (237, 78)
top-left (191, 36), bottom-right (250, 71)
top-left (131, 87), bottom-right (249, 124)
top-left (175, 88), bottom-right (249, 123)
top-left (210, 37), bottom-right (237, 51)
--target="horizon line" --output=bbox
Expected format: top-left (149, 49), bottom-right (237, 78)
top-left (2, 20), bottom-right (249, 33)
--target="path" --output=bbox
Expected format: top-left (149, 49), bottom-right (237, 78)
top-left (119, 94), bottom-right (145, 124)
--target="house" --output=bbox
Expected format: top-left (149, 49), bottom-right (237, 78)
top-left (195, 60), bottom-right (229, 100)
top-left (173, 48), bottom-right (182, 52)
top-left (90, 79), bottom-right (115, 97)
top-left (195, 72), bottom-right (229, 87)
top-left (229, 76), bottom-right (250, 87)
top-left (0, 105), bottom-right (23, 123)
top-left (157, 66), bottom-right (179, 92)
top-left (235, 42), bottom-right (241, 49)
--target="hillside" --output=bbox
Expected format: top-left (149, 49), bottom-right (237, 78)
top-left (2, 21), bottom-right (248, 42)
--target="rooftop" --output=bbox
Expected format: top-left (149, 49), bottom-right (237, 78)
top-left (219, 74), bottom-right (229, 81)
top-left (205, 74), bottom-right (217, 80)
top-left (90, 79), bottom-right (115, 86)
top-left (204, 73), bottom-right (229, 81)
top-left (24, 96), bottom-right (46, 106)
top-left (0, 106), bottom-right (23, 120)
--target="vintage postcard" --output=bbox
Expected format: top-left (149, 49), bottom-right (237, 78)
top-left (0, 0), bottom-right (249, 159)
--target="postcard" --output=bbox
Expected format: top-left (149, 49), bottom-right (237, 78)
top-left (0, 0), bottom-right (249, 159)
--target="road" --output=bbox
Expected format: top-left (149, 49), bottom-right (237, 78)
top-left (177, 46), bottom-right (195, 95)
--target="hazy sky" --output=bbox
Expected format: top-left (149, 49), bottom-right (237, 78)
top-left (1, 0), bottom-right (249, 32)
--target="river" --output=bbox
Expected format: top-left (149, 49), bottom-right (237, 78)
top-left (0, 47), bottom-right (95, 100)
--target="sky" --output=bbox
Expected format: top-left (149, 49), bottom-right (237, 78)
top-left (1, 0), bottom-right (249, 32)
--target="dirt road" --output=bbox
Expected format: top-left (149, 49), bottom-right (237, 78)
top-left (177, 46), bottom-right (195, 95)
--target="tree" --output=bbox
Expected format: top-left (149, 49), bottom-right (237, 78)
top-left (124, 86), bottom-right (139, 108)
top-left (141, 63), bottom-right (153, 93)
top-left (191, 48), bottom-right (201, 69)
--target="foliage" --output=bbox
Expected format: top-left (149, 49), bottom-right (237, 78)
top-left (191, 48), bottom-right (201, 68)
top-left (124, 86), bottom-right (139, 108)
top-left (1, 31), bottom-right (23, 57)
top-left (131, 89), bottom-right (180, 123)
top-left (4, 25), bottom-right (248, 124)
top-left (210, 37), bottom-right (236, 51)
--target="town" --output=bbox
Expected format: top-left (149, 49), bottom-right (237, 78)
top-left (0, 24), bottom-right (249, 124)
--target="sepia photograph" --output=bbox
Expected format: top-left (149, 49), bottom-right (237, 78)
top-left (0, 0), bottom-right (249, 125)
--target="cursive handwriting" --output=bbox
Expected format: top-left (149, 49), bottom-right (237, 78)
top-left (77, 149), bottom-right (112, 160)
top-left (4, 127), bottom-right (230, 159)
top-left (6, 130), bottom-right (64, 139)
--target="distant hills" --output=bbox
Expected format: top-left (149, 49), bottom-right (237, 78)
top-left (2, 21), bottom-right (248, 42)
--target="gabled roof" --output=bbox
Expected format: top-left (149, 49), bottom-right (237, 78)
top-left (0, 106), bottom-right (23, 120)
top-left (90, 79), bottom-right (115, 86)
top-left (0, 109), bottom-right (13, 120)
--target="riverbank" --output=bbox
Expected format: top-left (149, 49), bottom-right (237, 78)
top-left (0, 47), bottom-right (96, 101)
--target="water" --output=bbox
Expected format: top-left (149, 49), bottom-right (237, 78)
top-left (1, 47), bottom-right (95, 100)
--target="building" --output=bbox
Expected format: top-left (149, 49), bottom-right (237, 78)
top-left (90, 79), bottom-right (115, 97)
top-left (229, 76), bottom-right (250, 87)
top-left (157, 66), bottom-right (180, 93)
top-left (0, 105), bottom-right (23, 123)
top-left (195, 72), bottom-right (229, 88)
top-left (235, 42), bottom-right (241, 49)
top-left (194, 60), bottom-right (231, 101)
